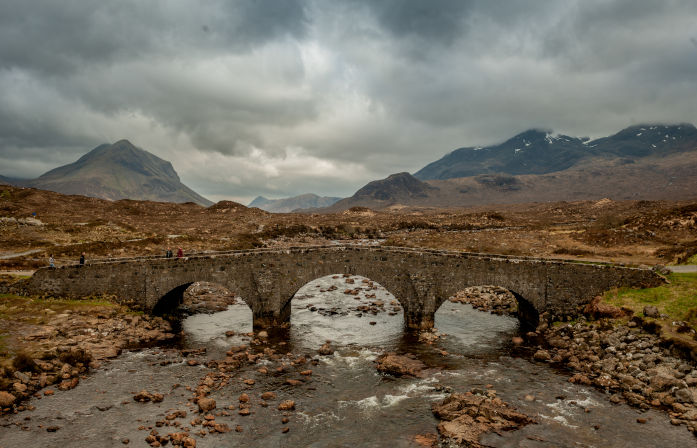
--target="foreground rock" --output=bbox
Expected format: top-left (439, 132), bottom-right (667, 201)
top-left (432, 390), bottom-right (535, 447)
top-left (376, 353), bottom-right (426, 377)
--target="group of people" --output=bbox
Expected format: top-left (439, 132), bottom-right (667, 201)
top-left (48, 248), bottom-right (185, 268)
top-left (165, 248), bottom-right (184, 258)
top-left (48, 252), bottom-right (86, 268)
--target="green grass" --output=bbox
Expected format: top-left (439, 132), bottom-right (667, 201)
top-left (603, 273), bottom-right (697, 327)
top-left (0, 294), bottom-right (117, 321)
top-left (684, 254), bottom-right (697, 265)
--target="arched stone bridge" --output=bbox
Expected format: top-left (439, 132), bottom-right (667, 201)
top-left (25, 245), bottom-right (664, 330)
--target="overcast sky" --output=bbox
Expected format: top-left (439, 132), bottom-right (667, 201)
top-left (1, 0), bottom-right (696, 203)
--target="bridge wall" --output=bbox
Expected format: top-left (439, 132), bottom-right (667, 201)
top-left (25, 246), bottom-right (664, 330)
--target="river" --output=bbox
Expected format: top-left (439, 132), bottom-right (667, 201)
top-left (0, 274), bottom-right (693, 447)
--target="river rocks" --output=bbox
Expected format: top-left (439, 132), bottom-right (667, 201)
top-left (278, 400), bottom-right (295, 411)
top-left (449, 285), bottom-right (517, 315)
top-left (133, 390), bottom-right (164, 403)
top-left (197, 397), bottom-right (216, 413)
top-left (0, 391), bottom-right (16, 407)
top-left (376, 353), bottom-right (426, 377)
top-left (533, 349), bottom-right (551, 361)
top-left (432, 390), bottom-right (535, 447)
top-left (261, 391), bottom-right (276, 400)
top-left (536, 319), bottom-right (697, 434)
top-left (318, 341), bottom-right (333, 356)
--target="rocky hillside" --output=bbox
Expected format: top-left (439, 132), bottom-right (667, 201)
top-left (249, 193), bottom-right (341, 213)
top-left (415, 123), bottom-right (697, 180)
top-left (323, 172), bottom-right (438, 211)
top-left (1, 140), bottom-right (212, 206)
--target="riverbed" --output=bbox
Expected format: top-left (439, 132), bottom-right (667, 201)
top-left (0, 274), bottom-right (693, 447)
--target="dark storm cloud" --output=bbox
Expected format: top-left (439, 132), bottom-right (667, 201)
top-left (0, 0), bottom-right (696, 202)
top-left (0, 0), bottom-right (308, 74)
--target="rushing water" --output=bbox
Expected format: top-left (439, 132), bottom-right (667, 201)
top-left (0, 275), bottom-right (694, 447)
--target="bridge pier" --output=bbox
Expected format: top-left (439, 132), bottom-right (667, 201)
top-left (405, 310), bottom-right (435, 331)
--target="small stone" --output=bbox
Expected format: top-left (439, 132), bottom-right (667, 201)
top-left (243, 379), bottom-right (255, 385)
top-left (281, 427), bottom-right (289, 433)
top-left (46, 426), bottom-right (60, 432)
top-left (238, 408), bottom-right (251, 416)
top-left (261, 392), bottom-right (276, 400)
top-left (278, 400), bottom-right (295, 411)
top-left (524, 395), bottom-right (535, 402)
top-left (511, 336), bottom-right (524, 345)
top-left (281, 417), bottom-right (289, 424)
top-left (637, 418), bottom-right (647, 424)
top-left (257, 331), bottom-right (268, 338)
top-left (121, 438), bottom-right (130, 444)
top-left (239, 393), bottom-right (249, 403)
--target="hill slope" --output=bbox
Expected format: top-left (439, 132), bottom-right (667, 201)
top-left (2, 140), bottom-right (212, 206)
top-left (415, 124), bottom-right (697, 180)
top-left (248, 194), bottom-right (341, 213)
top-left (324, 172), bottom-right (438, 211)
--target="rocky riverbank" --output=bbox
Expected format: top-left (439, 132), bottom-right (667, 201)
top-left (0, 295), bottom-right (175, 414)
top-left (530, 316), bottom-right (697, 436)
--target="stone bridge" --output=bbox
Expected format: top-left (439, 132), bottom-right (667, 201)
top-left (25, 245), bottom-right (664, 330)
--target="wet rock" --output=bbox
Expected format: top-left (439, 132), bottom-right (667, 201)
top-left (285, 379), bottom-right (303, 386)
top-left (239, 393), bottom-right (249, 403)
top-left (261, 391), bottom-right (276, 400)
top-left (376, 353), bottom-right (426, 377)
top-left (533, 349), bottom-right (551, 362)
top-left (0, 391), bottom-right (17, 407)
top-left (278, 400), bottom-right (295, 411)
top-left (318, 341), bottom-right (333, 356)
top-left (197, 397), bottom-right (216, 413)
top-left (412, 433), bottom-right (438, 448)
top-left (432, 390), bottom-right (535, 446)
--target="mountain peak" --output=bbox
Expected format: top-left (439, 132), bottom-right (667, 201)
top-left (14, 140), bottom-right (212, 206)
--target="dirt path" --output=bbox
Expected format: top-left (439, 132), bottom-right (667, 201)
top-left (0, 249), bottom-right (43, 260)
top-left (668, 265), bottom-right (697, 273)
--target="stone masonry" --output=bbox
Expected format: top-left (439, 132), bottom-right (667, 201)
top-left (24, 245), bottom-right (664, 330)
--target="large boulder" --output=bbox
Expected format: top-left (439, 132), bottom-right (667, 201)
top-left (376, 353), bottom-right (426, 377)
top-left (432, 391), bottom-right (535, 446)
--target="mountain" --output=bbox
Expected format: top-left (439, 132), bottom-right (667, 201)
top-left (1, 140), bottom-right (212, 206)
top-left (415, 123), bottom-right (697, 180)
top-left (323, 172), bottom-right (438, 211)
top-left (248, 194), bottom-right (342, 213)
top-left (323, 123), bottom-right (697, 212)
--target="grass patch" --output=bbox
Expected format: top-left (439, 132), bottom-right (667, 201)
top-left (684, 254), bottom-right (697, 265)
top-left (603, 273), bottom-right (697, 328)
top-left (0, 293), bottom-right (117, 322)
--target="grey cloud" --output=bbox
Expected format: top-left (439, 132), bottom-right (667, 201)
top-left (0, 0), bottom-right (308, 74)
top-left (1, 0), bottom-right (697, 201)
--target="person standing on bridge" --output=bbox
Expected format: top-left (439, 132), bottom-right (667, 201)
top-left (79, 252), bottom-right (85, 266)
top-left (177, 247), bottom-right (183, 258)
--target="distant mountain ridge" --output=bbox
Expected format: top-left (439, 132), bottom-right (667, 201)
top-left (414, 123), bottom-right (697, 180)
top-left (325, 123), bottom-right (697, 211)
top-left (1, 140), bottom-right (212, 206)
top-left (249, 193), bottom-right (341, 212)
